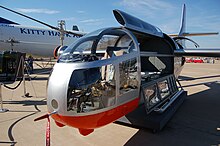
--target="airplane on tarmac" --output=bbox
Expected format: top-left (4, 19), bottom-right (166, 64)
top-left (0, 5), bottom-right (85, 58)
top-left (32, 4), bottom-right (220, 141)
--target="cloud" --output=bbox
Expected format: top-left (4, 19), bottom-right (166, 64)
top-left (187, 15), bottom-right (220, 32)
top-left (63, 17), bottom-right (77, 21)
top-left (120, 0), bottom-right (174, 10)
top-left (16, 8), bottom-right (60, 14)
top-left (63, 11), bottom-right (86, 22)
top-left (80, 19), bottom-right (103, 25)
top-left (118, 0), bottom-right (176, 17)
top-left (76, 10), bottom-right (86, 14)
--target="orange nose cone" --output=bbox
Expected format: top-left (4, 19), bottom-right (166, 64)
top-left (50, 97), bottom-right (140, 136)
top-left (79, 128), bottom-right (94, 136)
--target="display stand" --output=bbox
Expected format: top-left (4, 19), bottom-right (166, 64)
top-left (21, 57), bottom-right (31, 97)
top-left (0, 53), bottom-right (28, 112)
top-left (116, 90), bottom-right (187, 132)
top-left (0, 83), bottom-right (9, 113)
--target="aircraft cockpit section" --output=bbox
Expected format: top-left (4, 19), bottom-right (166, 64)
top-left (45, 9), bottom-right (191, 136)
top-left (48, 27), bottom-right (141, 118)
top-left (31, 6), bottom-right (220, 137)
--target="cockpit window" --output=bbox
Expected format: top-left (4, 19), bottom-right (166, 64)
top-left (58, 28), bottom-right (137, 63)
top-left (74, 40), bottom-right (93, 52)
top-left (62, 27), bottom-right (140, 114)
top-left (67, 65), bottom-right (116, 113)
top-left (96, 35), bottom-right (118, 51)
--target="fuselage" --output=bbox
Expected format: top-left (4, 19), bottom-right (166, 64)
top-left (0, 23), bottom-right (80, 57)
top-left (33, 5), bottom-right (220, 138)
top-left (45, 9), bottom-right (188, 136)
top-left (46, 24), bottom-right (185, 136)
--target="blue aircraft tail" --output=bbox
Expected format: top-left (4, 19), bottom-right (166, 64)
top-left (178, 4), bottom-right (218, 37)
top-left (178, 4), bottom-right (186, 36)
top-left (0, 17), bottom-right (19, 25)
top-left (169, 4), bottom-right (218, 37)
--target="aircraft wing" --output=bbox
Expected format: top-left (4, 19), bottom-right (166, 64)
top-left (174, 49), bottom-right (220, 57)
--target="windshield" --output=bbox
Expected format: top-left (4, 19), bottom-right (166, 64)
top-left (58, 27), bottom-right (136, 63)
top-left (61, 28), bottom-right (107, 55)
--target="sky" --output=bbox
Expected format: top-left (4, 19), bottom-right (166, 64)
top-left (0, 0), bottom-right (220, 48)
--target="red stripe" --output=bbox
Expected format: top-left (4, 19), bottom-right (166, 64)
top-left (52, 97), bottom-right (139, 130)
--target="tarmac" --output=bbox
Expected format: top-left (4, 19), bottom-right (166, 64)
top-left (0, 61), bottom-right (220, 146)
